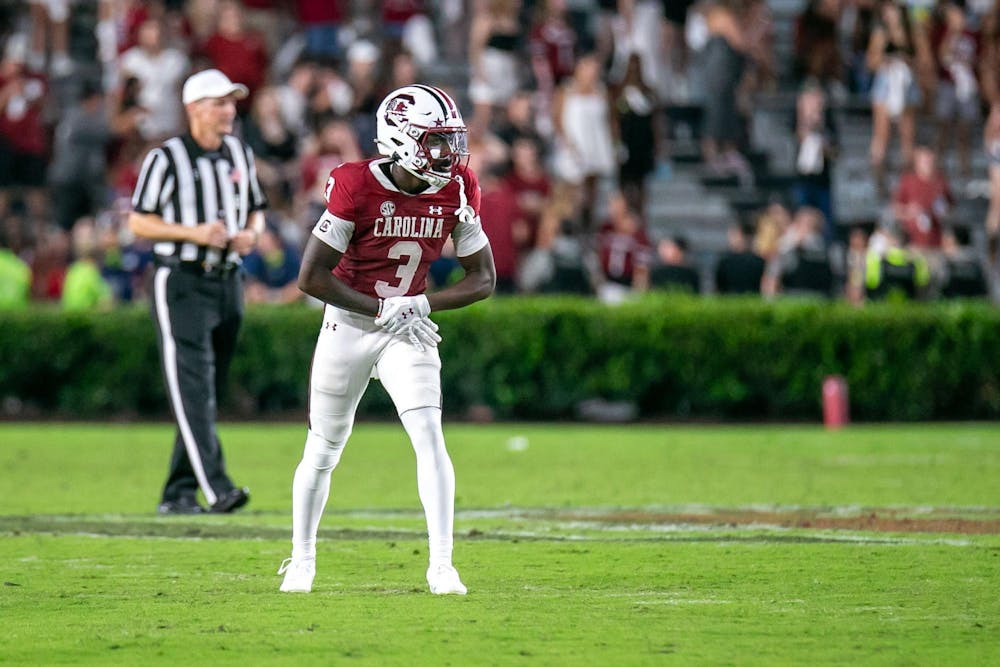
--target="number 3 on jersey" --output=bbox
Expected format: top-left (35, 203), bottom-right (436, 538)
top-left (374, 241), bottom-right (422, 297)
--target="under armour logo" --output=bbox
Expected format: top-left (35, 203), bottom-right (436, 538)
top-left (428, 206), bottom-right (443, 215)
top-left (402, 308), bottom-right (415, 320)
top-left (323, 322), bottom-right (338, 331)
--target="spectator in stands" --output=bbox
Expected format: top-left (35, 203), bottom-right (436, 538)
top-left (606, 0), bottom-right (665, 95)
top-left (275, 58), bottom-right (317, 139)
top-left (981, 0), bottom-right (1000, 105)
top-left (931, 0), bottom-right (981, 178)
top-left (237, 0), bottom-right (294, 56)
top-left (0, 214), bottom-right (35, 265)
top-left (700, 1), bottom-right (752, 179)
top-left (867, 0), bottom-right (924, 197)
top-left (242, 224), bottom-right (302, 304)
top-left (892, 143), bottom-right (952, 250)
top-left (105, 72), bottom-right (148, 183)
top-left (662, 0), bottom-right (698, 101)
top-left (119, 19), bottom-right (189, 141)
top-left (62, 218), bottom-right (113, 311)
top-left (380, 0), bottom-right (421, 48)
top-left (792, 84), bottom-right (839, 242)
top-left (378, 1), bottom-right (436, 69)
top-left (309, 60), bottom-right (354, 126)
top-left (715, 223), bottom-right (765, 294)
top-left (847, 0), bottom-right (878, 94)
top-left (99, 217), bottom-right (152, 303)
top-left (386, 50), bottom-right (422, 92)
top-left (613, 53), bottom-right (659, 216)
top-left (200, 0), bottom-right (269, 115)
top-left (49, 81), bottom-right (115, 231)
top-left (986, 104), bottom-right (1000, 264)
top-left (344, 40), bottom-right (383, 152)
top-left (468, 0), bottom-right (525, 137)
top-left (242, 86), bottom-right (299, 209)
top-left (0, 228), bottom-right (31, 309)
top-left (398, 6), bottom-right (440, 72)
top-left (939, 226), bottom-right (988, 297)
top-left (552, 54), bottom-right (618, 233)
top-left (763, 206), bottom-right (833, 298)
top-left (30, 226), bottom-right (69, 301)
top-left (650, 235), bottom-right (700, 294)
top-left (794, 0), bottom-right (845, 91)
top-left (865, 226), bottom-right (930, 300)
top-left (741, 0), bottom-right (777, 95)
top-left (296, 0), bottom-right (345, 62)
top-left (504, 136), bottom-right (551, 259)
top-left (529, 0), bottom-right (577, 95)
top-left (28, 0), bottom-right (73, 77)
top-left (478, 166), bottom-right (522, 293)
top-left (0, 35), bottom-right (50, 227)
top-left (595, 190), bottom-right (651, 301)
top-left (493, 90), bottom-right (546, 151)
top-left (753, 202), bottom-right (792, 262)
top-left (297, 115), bottom-right (362, 222)
top-left (520, 184), bottom-right (591, 295)
top-left (844, 221), bottom-right (875, 304)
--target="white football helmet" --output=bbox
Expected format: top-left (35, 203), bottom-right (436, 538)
top-left (375, 84), bottom-right (469, 188)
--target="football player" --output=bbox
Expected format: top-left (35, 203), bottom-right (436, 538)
top-left (277, 85), bottom-right (496, 595)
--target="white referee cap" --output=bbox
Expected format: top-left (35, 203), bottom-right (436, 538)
top-left (182, 69), bottom-right (249, 105)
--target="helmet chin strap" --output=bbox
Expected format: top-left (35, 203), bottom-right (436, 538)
top-left (398, 159), bottom-right (450, 189)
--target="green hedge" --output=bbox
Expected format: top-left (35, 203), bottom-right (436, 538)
top-left (1, 295), bottom-right (998, 421)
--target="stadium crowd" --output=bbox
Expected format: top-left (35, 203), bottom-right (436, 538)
top-left (1, 0), bottom-right (999, 311)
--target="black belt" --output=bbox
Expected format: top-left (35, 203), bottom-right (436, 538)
top-left (156, 258), bottom-right (240, 278)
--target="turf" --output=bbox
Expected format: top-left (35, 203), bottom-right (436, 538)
top-left (1, 423), bottom-right (999, 665)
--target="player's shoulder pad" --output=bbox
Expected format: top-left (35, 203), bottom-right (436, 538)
top-left (329, 159), bottom-right (372, 184)
top-left (454, 163), bottom-right (479, 186)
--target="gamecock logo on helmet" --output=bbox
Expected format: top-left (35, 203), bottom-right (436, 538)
top-left (385, 94), bottom-right (416, 127)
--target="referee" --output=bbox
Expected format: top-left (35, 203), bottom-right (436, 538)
top-left (129, 69), bottom-right (267, 515)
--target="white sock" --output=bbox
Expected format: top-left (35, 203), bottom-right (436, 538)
top-left (399, 407), bottom-right (455, 568)
top-left (290, 429), bottom-right (346, 562)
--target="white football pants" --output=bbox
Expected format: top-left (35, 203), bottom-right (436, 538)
top-left (290, 305), bottom-right (456, 567)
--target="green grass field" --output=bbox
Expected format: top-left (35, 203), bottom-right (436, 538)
top-left (2, 423), bottom-right (999, 665)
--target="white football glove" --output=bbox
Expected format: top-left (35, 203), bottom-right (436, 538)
top-left (456, 205), bottom-right (476, 225)
top-left (398, 317), bottom-right (441, 352)
top-left (375, 294), bottom-right (431, 334)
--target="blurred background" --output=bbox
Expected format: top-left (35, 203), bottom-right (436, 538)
top-left (1, 0), bottom-right (999, 422)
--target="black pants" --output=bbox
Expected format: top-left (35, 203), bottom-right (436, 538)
top-left (150, 263), bottom-right (243, 506)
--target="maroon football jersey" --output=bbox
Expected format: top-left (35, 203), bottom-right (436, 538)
top-left (312, 158), bottom-right (487, 299)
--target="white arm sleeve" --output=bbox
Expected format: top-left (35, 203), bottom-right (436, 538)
top-left (311, 210), bottom-right (354, 252)
top-left (451, 213), bottom-right (490, 257)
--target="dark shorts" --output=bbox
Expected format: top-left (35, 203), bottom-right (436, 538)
top-left (0, 143), bottom-right (48, 188)
top-left (663, 0), bottom-right (696, 26)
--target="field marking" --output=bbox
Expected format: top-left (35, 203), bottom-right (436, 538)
top-left (0, 509), bottom-right (993, 546)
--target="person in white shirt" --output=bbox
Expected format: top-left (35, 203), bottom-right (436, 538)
top-left (119, 19), bottom-right (189, 141)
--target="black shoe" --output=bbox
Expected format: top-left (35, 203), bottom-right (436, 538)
top-left (210, 487), bottom-right (249, 513)
top-left (157, 497), bottom-right (206, 515)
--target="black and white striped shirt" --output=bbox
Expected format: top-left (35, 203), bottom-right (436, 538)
top-left (131, 133), bottom-right (267, 267)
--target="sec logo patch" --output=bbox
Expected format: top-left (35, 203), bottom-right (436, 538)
top-left (380, 201), bottom-right (396, 217)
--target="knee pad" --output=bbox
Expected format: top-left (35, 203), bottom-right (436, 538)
top-left (309, 411), bottom-right (354, 444)
top-left (302, 429), bottom-right (346, 471)
top-left (400, 407), bottom-right (447, 456)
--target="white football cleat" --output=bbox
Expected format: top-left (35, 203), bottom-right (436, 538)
top-left (278, 557), bottom-right (315, 593)
top-left (426, 564), bottom-right (467, 595)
